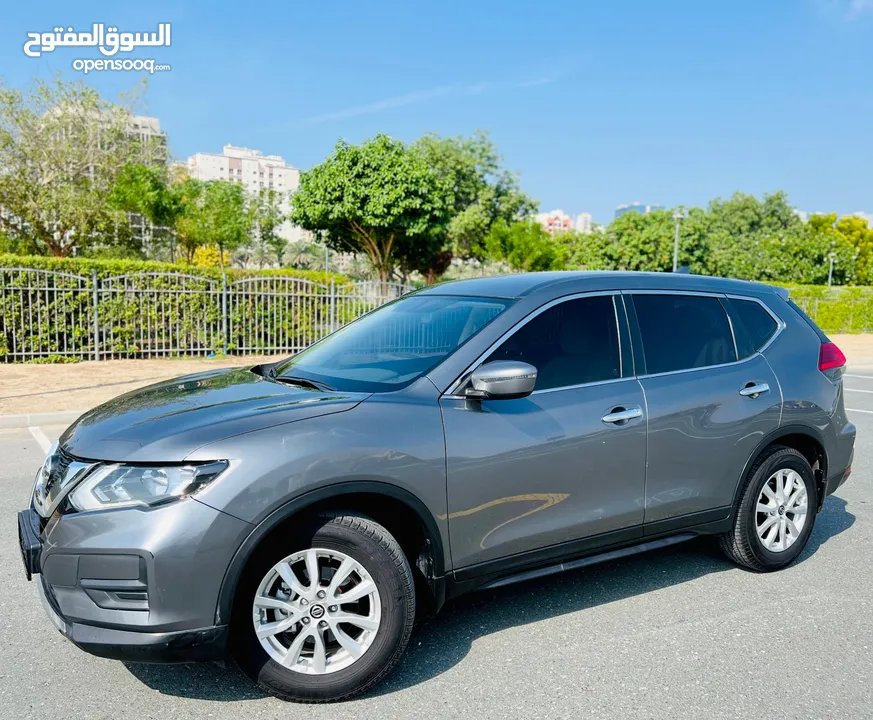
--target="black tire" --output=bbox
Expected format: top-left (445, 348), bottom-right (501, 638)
top-left (720, 445), bottom-right (818, 571)
top-left (230, 513), bottom-right (415, 703)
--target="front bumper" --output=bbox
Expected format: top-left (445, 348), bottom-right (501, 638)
top-left (38, 575), bottom-right (228, 662)
top-left (19, 497), bottom-right (251, 663)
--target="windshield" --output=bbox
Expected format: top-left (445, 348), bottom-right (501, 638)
top-left (275, 295), bottom-right (512, 392)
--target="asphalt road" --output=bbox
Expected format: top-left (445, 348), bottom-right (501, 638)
top-left (2, 377), bottom-right (872, 719)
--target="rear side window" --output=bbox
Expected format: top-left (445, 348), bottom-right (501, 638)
top-left (483, 295), bottom-right (620, 390)
top-left (727, 298), bottom-right (779, 355)
top-left (632, 294), bottom-right (737, 375)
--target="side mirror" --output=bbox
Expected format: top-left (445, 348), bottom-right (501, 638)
top-left (466, 361), bottom-right (537, 400)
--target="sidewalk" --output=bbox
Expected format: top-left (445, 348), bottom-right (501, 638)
top-left (0, 354), bottom-right (277, 421)
top-left (2, 334), bottom-right (872, 426)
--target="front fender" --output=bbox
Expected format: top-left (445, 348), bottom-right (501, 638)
top-left (209, 480), bottom-right (447, 625)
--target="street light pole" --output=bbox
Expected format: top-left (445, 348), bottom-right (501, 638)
top-left (672, 211), bottom-right (683, 272)
top-left (828, 253), bottom-right (835, 287)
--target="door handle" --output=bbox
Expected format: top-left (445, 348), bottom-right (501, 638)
top-left (739, 382), bottom-right (770, 398)
top-left (602, 406), bottom-right (643, 424)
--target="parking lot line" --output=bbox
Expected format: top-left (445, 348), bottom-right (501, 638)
top-left (28, 426), bottom-right (52, 453)
top-left (846, 407), bottom-right (873, 414)
top-left (845, 388), bottom-right (873, 394)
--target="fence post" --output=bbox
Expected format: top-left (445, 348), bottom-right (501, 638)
top-left (92, 269), bottom-right (99, 361)
top-left (330, 279), bottom-right (336, 333)
top-left (221, 273), bottom-right (229, 353)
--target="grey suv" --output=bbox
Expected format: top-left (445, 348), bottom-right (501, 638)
top-left (18, 272), bottom-right (855, 702)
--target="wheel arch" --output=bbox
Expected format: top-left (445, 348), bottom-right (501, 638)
top-left (732, 424), bottom-right (828, 515)
top-left (214, 481), bottom-right (447, 626)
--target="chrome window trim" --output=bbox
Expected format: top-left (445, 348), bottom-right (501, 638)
top-left (624, 290), bottom-right (787, 381)
top-left (723, 301), bottom-right (741, 361)
top-left (530, 376), bottom-right (636, 396)
top-left (444, 290), bottom-right (624, 398)
top-left (613, 294), bottom-right (623, 379)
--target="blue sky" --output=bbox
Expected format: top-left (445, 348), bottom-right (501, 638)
top-left (0, 0), bottom-right (871, 224)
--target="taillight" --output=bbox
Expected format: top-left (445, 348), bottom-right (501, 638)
top-left (819, 342), bottom-right (846, 371)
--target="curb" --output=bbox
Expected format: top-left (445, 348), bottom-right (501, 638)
top-left (0, 410), bottom-right (85, 430)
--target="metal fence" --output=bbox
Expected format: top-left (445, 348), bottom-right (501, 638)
top-left (2, 268), bottom-right (871, 362)
top-left (791, 296), bottom-right (873, 334)
top-left (0, 267), bottom-right (413, 362)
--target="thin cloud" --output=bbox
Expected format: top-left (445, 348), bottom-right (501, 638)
top-left (299, 76), bottom-right (555, 125)
top-left (818, 0), bottom-right (873, 18)
top-left (301, 85), bottom-right (456, 125)
top-left (516, 77), bottom-right (556, 88)
top-left (848, 0), bottom-right (873, 16)
top-left (462, 82), bottom-right (490, 96)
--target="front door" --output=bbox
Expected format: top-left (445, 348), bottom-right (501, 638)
top-left (440, 293), bottom-right (647, 570)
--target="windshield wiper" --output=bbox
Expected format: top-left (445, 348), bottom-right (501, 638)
top-left (274, 375), bottom-right (336, 392)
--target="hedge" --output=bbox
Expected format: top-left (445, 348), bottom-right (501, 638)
top-left (765, 283), bottom-right (873, 333)
top-left (0, 254), bottom-right (349, 285)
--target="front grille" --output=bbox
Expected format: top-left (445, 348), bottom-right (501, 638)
top-left (33, 447), bottom-right (98, 519)
top-left (43, 449), bottom-right (74, 498)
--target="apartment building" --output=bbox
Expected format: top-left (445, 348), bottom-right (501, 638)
top-left (187, 145), bottom-right (303, 242)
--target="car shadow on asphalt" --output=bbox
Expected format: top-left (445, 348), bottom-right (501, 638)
top-left (123, 495), bottom-right (855, 702)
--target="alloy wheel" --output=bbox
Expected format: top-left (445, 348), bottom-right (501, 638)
top-left (755, 468), bottom-right (809, 552)
top-left (252, 548), bottom-right (381, 674)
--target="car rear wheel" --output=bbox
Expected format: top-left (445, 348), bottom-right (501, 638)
top-left (720, 446), bottom-right (818, 571)
top-left (231, 514), bottom-right (415, 702)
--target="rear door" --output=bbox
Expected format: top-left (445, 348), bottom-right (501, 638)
top-left (627, 292), bottom-right (782, 529)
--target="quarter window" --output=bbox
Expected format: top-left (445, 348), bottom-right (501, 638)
top-left (632, 294), bottom-right (737, 374)
top-left (729, 298), bottom-right (779, 354)
top-left (482, 295), bottom-right (621, 391)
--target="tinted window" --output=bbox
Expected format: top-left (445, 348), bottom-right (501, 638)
top-left (633, 294), bottom-right (737, 374)
top-left (729, 298), bottom-right (779, 354)
top-left (483, 295), bottom-right (620, 391)
top-left (276, 295), bottom-right (512, 392)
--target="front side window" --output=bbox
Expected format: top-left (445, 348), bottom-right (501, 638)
top-left (633, 294), bottom-right (737, 375)
top-left (276, 295), bottom-right (512, 392)
top-left (482, 294), bottom-right (621, 391)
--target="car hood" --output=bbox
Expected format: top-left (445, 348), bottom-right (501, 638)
top-left (59, 367), bottom-right (370, 463)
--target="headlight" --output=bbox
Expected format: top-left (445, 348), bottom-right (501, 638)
top-left (68, 461), bottom-right (228, 511)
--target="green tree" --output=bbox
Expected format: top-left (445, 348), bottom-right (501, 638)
top-left (285, 241), bottom-right (322, 270)
top-left (602, 210), bottom-right (694, 272)
top-left (835, 215), bottom-right (873, 284)
top-left (109, 162), bottom-right (182, 259)
top-left (252, 188), bottom-right (288, 266)
top-left (290, 134), bottom-right (449, 281)
top-left (484, 219), bottom-right (567, 271)
top-left (413, 131), bottom-right (537, 261)
top-left (176, 180), bottom-right (251, 267)
top-left (0, 77), bottom-right (152, 256)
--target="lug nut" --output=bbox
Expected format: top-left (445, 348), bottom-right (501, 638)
top-left (302, 617), bottom-right (310, 624)
top-left (317, 590), bottom-right (326, 599)
top-left (328, 605), bottom-right (337, 612)
top-left (300, 598), bottom-right (309, 606)
top-left (319, 620), bottom-right (327, 628)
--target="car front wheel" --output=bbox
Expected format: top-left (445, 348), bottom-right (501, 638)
top-left (231, 514), bottom-right (415, 702)
top-left (721, 445), bottom-right (818, 571)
